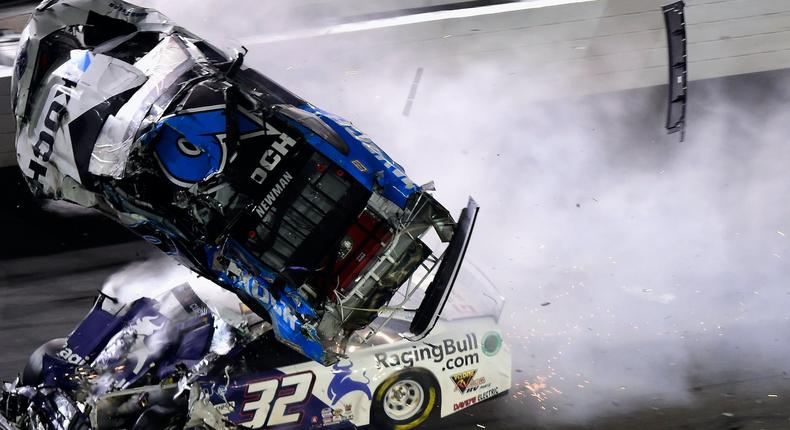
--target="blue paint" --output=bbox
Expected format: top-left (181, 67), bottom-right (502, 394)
top-left (76, 50), bottom-right (91, 72)
top-left (291, 104), bottom-right (419, 208)
top-left (152, 109), bottom-right (261, 186)
top-left (206, 241), bottom-right (327, 363)
top-left (327, 361), bottom-right (372, 406)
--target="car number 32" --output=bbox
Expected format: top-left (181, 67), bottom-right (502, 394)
top-left (240, 372), bottom-right (316, 428)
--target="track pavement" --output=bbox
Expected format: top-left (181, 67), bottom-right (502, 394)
top-left (3, 243), bottom-right (790, 429)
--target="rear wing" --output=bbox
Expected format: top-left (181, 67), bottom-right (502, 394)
top-left (410, 197), bottom-right (479, 338)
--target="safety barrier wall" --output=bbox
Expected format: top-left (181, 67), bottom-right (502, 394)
top-left (4, 0), bottom-right (790, 166)
top-left (253, 0), bottom-right (790, 105)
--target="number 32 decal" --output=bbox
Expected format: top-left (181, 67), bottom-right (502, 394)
top-left (240, 372), bottom-right (316, 429)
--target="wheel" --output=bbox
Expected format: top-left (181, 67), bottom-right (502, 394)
top-left (371, 369), bottom-right (440, 430)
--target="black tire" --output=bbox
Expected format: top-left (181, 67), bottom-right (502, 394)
top-left (370, 368), bottom-right (440, 430)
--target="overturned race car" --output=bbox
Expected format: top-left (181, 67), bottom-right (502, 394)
top-left (11, 0), bottom-right (479, 366)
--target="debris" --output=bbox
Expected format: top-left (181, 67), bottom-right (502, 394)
top-left (402, 67), bottom-right (424, 116)
top-left (185, 384), bottom-right (234, 429)
top-left (541, 302), bottom-right (551, 307)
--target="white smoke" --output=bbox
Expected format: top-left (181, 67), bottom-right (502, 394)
top-left (121, 0), bottom-right (790, 425)
top-left (100, 257), bottom-right (242, 312)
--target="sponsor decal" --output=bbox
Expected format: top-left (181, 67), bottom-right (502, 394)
top-left (317, 404), bottom-right (354, 427)
top-left (250, 123), bottom-right (297, 185)
top-left (453, 388), bottom-right (500, 412)
top-left (451, 369), bottom-right (491, 394)
top-left (57, 347), bottom-right (87, 366)
top-left (327, 360), bottom-right (372, 406)
top-left (477, 387), bottom-right (500, 402)
top-left (450, 369), bottom-right (491, 394)
top-left (252, 171), bottom-right (293, 218)
top-left (362, 141), bottom-right (415, 190)
top-left (374, 333), bottom-right (479, 372)
top-left (451, 370), bottom-right (477, 392)
top-left (247, 122), bottom-right (300, 219)
top-left (481, 331), bottom-right (502, 357)
top-left (351, 159), bottom-right (367, 173)
top-left (225, 261), bottom-right (299, 331)
top-left (154, 108), bottom-right (261, 187)
top-left (465, 376), bottom-right (491, 394)
top-left (453, 397), bottom-right (476, 411)
top-left (28, 84), bottom-right (72, 184)
top-left (317, 110), bottom-right (414, 190)
top-left (127, 315), bottom-right (167, 375)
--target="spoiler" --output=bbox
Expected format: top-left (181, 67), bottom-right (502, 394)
top-left (410, 197), bottom-right (479, 339)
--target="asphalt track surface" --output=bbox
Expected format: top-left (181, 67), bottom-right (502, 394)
top-left (3, 241), bottom-right (790, 430)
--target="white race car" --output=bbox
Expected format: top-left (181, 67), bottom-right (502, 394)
top-left (3, 264), bottom-right (510, 430)
top-left (213, 314), bottom-right (510, 429)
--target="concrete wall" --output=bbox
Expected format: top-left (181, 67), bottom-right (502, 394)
top-left (4, 0), bottom-right (790, 168)
top-left (249, 0), bottom-right (790, 105)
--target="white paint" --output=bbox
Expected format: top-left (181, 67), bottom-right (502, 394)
top-left (240, 0), bottom-right (597, 45)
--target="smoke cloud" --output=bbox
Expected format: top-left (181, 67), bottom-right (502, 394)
top-left (126, 0), bottom-right (790, 425)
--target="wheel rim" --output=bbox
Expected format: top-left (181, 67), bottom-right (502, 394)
top-left (383, 379), bottom-right (425, 421)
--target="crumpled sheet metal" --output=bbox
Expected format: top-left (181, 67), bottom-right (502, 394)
top-left (14, 0), bottom-right (207, 188)
top-left (79, 287), bottom-right (266, 405)
top-left (89, 35), bottom-right (198, 179)
top-left (14, 49), bottom-right (145, 195)
top-left (14, 0), bottom-right (178, 120)
top-left (0, 414), bottom-right (18, 430)
top-left (88, 313), bottom-right (174, 397)
top-left (185, 384), bottom-right (237, 430)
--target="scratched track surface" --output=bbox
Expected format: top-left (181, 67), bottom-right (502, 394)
top-left (2, 243), bottom-right (790, 430)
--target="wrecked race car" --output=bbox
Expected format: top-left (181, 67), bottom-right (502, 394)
top-left (0, 267), bottom-right (510, 430)
top-left (11, 0), bottom-right (478, 366)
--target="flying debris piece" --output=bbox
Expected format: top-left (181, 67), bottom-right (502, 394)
top-left (541, 302), bottom-right (551, 307)
top-left (662, 1), bottom-right (687, 140)
top-left (402, 67), bottom-right (424, 116)
top-left (12, 0), bottom-right (474, 366)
